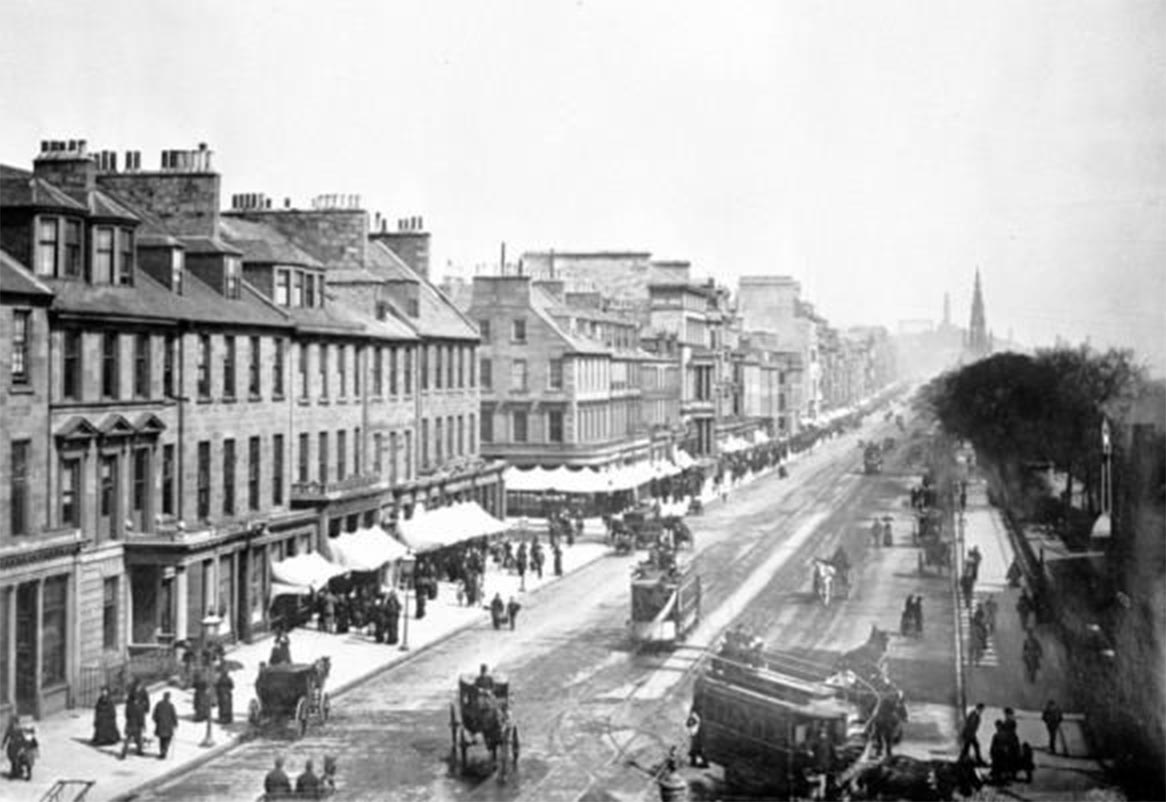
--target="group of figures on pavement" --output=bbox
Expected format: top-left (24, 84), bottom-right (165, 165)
top-left (83, 679), bottom-right (181, 762)
top-left (899, 595), bottom-right (925, 637)
top-left (960, 702), bottom-right (1039, 785)
top-left (263, 754), bottom-right (338, 798)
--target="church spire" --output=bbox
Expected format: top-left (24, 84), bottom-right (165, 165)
top-left (969, 269), bottom-right (988, 356)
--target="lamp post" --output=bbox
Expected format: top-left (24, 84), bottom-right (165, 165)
top-left (199, 612), bottom-right (222, 748)
top-left (399, 551), bottom-right (416, 652)
top-left (1091, 418), bottom-right (1113, 541)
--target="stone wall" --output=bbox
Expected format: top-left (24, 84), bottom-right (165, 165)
top-left (98, 172), bottom-right (222, 237)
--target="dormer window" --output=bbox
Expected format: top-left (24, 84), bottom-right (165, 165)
top-left (293, 271), bottom-right (304, 307)
top-left (305, 273), bottom-right (316, 307)
top-left (37, 218), bottom-right (59, 276)
top-left (94, 227), bottom-right (114, 283)
top-left (407, 298), bottom-right (419, 317)
top-left (275, 269), bottom-right (290, 306)
top-left (224, 256), bottom-right (240, 299)
top-left (118, 229), bottom-right (134, 286)
top-left (64, 220), bottom-right (82, 277)
top-left (171, 249), bottom-right (185, 295)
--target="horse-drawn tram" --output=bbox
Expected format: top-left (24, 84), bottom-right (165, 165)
top-left (629, 550), bottom-right (701, 647)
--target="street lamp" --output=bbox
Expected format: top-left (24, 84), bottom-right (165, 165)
top-left (398, 550), bottom-right (416, 652)
top-left (199, 611), bottom-right (222, 747)
top-left (1091, 418), bottom-right (1112, 541)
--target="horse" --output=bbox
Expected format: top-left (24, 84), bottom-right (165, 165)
top-left (811, 560), bottom-right (836, 606)
top-left (475, 695), bottom-right (519, 780)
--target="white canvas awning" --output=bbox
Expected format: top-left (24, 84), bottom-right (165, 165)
top-left (674, 450), bottom-right (697, 470)
top-left (269, 551), bottom-right (347, 595)
top-left (326, 525), bottom-right (408, 572)
top-left (397, 501), bottom-right (512, 552)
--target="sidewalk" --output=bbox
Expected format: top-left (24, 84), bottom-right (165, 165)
top-left (958, 478), bottom-right (1121, 799)
top-left (7, 540), bottom-right (610, 802)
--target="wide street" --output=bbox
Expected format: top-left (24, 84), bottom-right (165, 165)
top-left (134, 415), bottom-right (948, 802)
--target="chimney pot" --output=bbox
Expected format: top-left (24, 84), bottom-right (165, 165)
top-left (265, 198), bottom-right (272, 209)
top-left (78, 139), bottom-right (87, 154)
top-left (381, 218), bottom-right (387, 233)
top-left (40, 140), bottom-right (48, 153)
top-left (284, 197), bottom-right (291, 209)
top-left (198, 142), bottom-right (208, 151)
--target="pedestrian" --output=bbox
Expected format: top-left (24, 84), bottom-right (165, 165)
top-left (812, 722), bottom-right (837, 798)
top-left (1017, 590), bottom-right (1033, 630)
top-left (92, 686), bottom-right (121, 746)
top-left (686, 707), bottom-right (707, 767)
top-left (1022, 631), bottom-right (1043, 683)
top-left (192, 669), bottom-right (211, 722)
top-left (966, 546), bottom-right (982, 583)
top-left (870, 517), bottom-right (882, 548)
top-left (553, 543), bottom-right (563, 577)
top-left (215, 667), bottom-right (234, 725)
top-left (989, 720), bottom-right (1015, 784)
top-left (265, 756), bottom-right (292, 795)
top-left (152, 691), bottom-right (178, 759)
top-left (121, 679), bottom-right (148, 759)
top-left (959, 703), bottom-right (985, 765)
top-left (912, 595), bottom-right (924, 636)
top-left (960, 568), bottom-right (975, 609)
top-left (506, 596), bottom-right (521, 630)
top-left (1042, 700), bottom-right (1064, 755)
top-left (983, 594), bottom-right (998, 635)
top-left (490, 593), bottom-right (506, 630)
top-left (899, 595), bottom-right (914, 637)
top-left (415, 581), bottom-right (427, 619)
top-left (385, 590), bottom-right (402, 644)
top-left (296, 758), bottom-right (322, 793)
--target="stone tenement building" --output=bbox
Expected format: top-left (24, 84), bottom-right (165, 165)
top-left (0, 139), bottom-right (500, 725)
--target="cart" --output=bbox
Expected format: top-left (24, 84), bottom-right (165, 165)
top-left (450, 673), bottom-right (519, 779)
top-left (248, 657), bottom-right (331, 738)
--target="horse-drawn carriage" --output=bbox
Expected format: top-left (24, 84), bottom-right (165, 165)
top-left (810, 547), bottom-right (852, 606)
top-left (248, 657), bottom-right (332, 738)
top-left (863, 443), bottom-right (883, 474)
top-left (450, 670), bottom-right (519, 778)
top-left (915, 510), bottom-right (951, 574)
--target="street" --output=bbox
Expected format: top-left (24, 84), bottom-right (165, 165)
top-left (134, 418), bottom-right (946, 802)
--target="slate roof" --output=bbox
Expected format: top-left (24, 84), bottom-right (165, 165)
top-left (0, 166), bottom-right (87, 211)
top-left (219, 217), bottom-right (322, 266)
top-left (87, 189), bottom-right (138, 221)
top-left (362, 241), bottom-right (478, 341)
top-left (0, 249), bottom-right (53, 298)
top-left (365, 240), bottom-right (414, 280)
top-left (529, 286), bottom-right (608, 355)
top-left (180, 235), bottom-right (243, 256)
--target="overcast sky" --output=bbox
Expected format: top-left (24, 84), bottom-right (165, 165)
top-left (2, 0), bottom-right (1163, 373)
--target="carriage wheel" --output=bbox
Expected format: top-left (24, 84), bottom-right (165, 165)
top-left (248, 698), bottom-right (261, 727)
top-left (295, 697), bottom-right (309, 738)
top-left (459, 730), bottom-right (470, 775)
top-left (321, 692), bottom-right (331, 723)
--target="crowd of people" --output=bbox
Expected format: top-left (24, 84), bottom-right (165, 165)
top-left (83, 678), bottom-right (182, 762)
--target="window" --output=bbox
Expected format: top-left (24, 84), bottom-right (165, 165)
top-left (99, 456), bottom-right (117, 535)
top-left (103, 577), bottom-right (118, 651)
top-left (513, 411), bottom-right (528, 443)
top-left (435, 418), bottom-right (443, 463)
top-left (94, 227), bottom-right (114, 284)
top-left (337, 430), bottom-right (347, 481)
top-left (223, 336), bottom-right (237, 398)
top-left (293, 271), bottom-right (304, 307)
top-left (60, 457), bottom-right (81, 527)
top-left (511, 359), bottom-right (528, 392)
top-left (470, 349), bottom-right (476, 387)
top-left (271, 340), bottom-right (285, 398)
top-left (373, 433), bottom-right (383, 474)
top-left (246, 336), bottom-right (261, 397)
top-left (319, 345), bottom-right (329, 399)
top-left (354, 347), bottom-right (362, 396)
top-left (404, 430), bottom-right (413, 479)
top-left (549, 410), bottom-right (564, 443)
top-left (163, 334), bottom-right (176, 397)
top-left (10, 310), bottom-right (30, 385)
top-left (101, 332), bottom-right (119, 398)
top-left (389, 431), bottom-right (398, 483)
top-left (338, 346), bottom-right (347, 398)
top-left (457, 414), bottom-right (464, 455)
top-left (41, 576), bottom-right (67, 686)
top-left (63, 330), bottom-right (82, 400)
top-left (304, 271), bottom-right (316, 307)
top-left (224, 256), bottom-right (240, 298)
top-left (373, 347), bottom-right (383, 395)
top-left (272, 434), bottom-right (284, 505)
top-left (134, 333), bottom-right (150, 397)
top-left (248, 436), bottom-right (261, 511)
top-left (37, 218), bottom-right (58, 275)
top-left (420, 419), bottom-right (429, 468)
top-left (420, 346), bottom-right (429, 391)
top-left (549, 358), bottom-right (563, 390)
top-left (435, 346), bottom-right (443, 389)
top-left (275, 270), bottom-right (290, 306)
top-left (458, 347), bottom-right (465, 388)
top-left (403, 349), bottom-right (413, 394)
top-left (10, 441), bottom-right (29, 535)
top-left (318, 432), bottom-right (329, 484)
top-left (407, 297), bottom-right (419, 317)
top-left (447, 415), bottom-right (455, 458)
top-left (223, 439), bottom-right (236, 515)
top-left (64, 219), bottom-right (82, 277)
top-left (171, 249), bottom-right (184, 294)
top-left (512, 318), bottom-right (526, 343)
top-left (298, 433), bottom-right (309, 483)
top-left (480, 358), bottom-right (492, 390)
top-left (132, 449), bottom-right (149, 519)
top-left (298, 344), bottom-right (309, 399)
top-left (161, 445), bottom-right (175, 516)
top-left (447, 346), bottom-right (455, 389)
top-left (118, 228), bottom-right (134, 286)
top-left (478, 319), bottom-right (491, 342)
top-left (198, 335), bottom-right (211, 398)
top-left (469, 413), bottom-right (476, 452)
top-left (389, 348), bottom-right (398, 395)
top-left (197, 441), bottom-right (211, 519)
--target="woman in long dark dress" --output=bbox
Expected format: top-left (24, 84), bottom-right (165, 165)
top-left (92, 686), bottom-right (121, 745)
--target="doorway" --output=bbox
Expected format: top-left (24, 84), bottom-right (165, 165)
top-left (15, 583), bottom-right (38, 716)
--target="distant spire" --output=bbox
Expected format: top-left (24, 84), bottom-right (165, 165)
top-left (969, 269), bottom-right (988, 355)
top-left (943, 292), bottom-right (951, 328)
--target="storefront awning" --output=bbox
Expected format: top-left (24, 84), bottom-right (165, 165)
top-left (270, 551), bottom-right (347, 595)
top-left (674, 450), bottom-right (697, 470)
top-left (504, 461), bottom-right (681, 494)
top-left (397, 501), bottom-right (512, 553)
top-left (326, 525), bottom-right (408, 572)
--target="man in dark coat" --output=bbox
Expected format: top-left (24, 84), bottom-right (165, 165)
top-left (553, 543), bottom-right (563, 577)
top-left (490, 593), bottom-right (506, 630)
top-left (153, 691), bottom-right (178, 759)
top-left (296, 759), bottom-right (322, 793)
top-left (959, 703), bottom-right (985, 765)
top-left (265, 756), bottom-right (292, 794)
top-left (92, 686), bottom-right (121, 746)
top-left (385, 590), bottom-right (402, 644)
top-left (1042, 699), bottom-right (1064, 755)
top-left (506, 596), bottom-right (522, 630)
top-left (215, 668), bottom-right (234, 724)
top-left (414, 583), bottom-right (427, 619)
top-left (372, 595), bottom-right (387, 643)
top-left (121, 680), bottom-right (148, 758)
